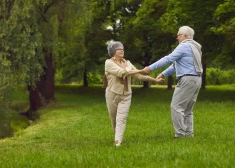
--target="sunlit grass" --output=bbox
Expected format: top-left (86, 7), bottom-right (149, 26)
top-left (0, 85), bottom-right (235, 167)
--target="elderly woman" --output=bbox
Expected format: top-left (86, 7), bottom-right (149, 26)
top-left (104, 41), bottom-right (163, 146)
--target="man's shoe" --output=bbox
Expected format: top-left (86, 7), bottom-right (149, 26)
top-left (173, 136), bottom-right (184, 139)
top-left (115, 143), bottom-right (121, 146)
top-left (114, 140), bottom-right (121, 146)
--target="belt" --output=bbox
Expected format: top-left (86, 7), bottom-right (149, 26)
top-left (178, 74), bottom-right (200, 81)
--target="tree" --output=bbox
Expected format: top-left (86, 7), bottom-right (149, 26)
top-left (57, 0), bottom-right (91, 85)
top-left (22, 0), bottom-right (63, 117)
top-left (1, 0), bottom-right (87, 118)
top-left (160, 0), bottom-right (225, 89)
top-left (210, 0), bottom-right (235, 69)
top-left (57, 0), bottom-right (109, 87)
top-left (0, 0), bottom-right (43, 117)
top-left (119, 0), bottom-right (174, 88)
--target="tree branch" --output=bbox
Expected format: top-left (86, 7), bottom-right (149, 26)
top-left (38, 0), bottom-right (60, 22)
top-left (44, 0), bottom-right (58, 14)
top-left (38, 6), bottom-right (48, 22)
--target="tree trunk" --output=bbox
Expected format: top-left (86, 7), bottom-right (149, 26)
top-left (39, 49), bottom-right (55, 103)
top-left (143, 81), bottom-right (149, 88)
top-left (167, 75), bottom-right (173, 90)
top-left (201, 63), bottom-right (206, 89)
top-left (28, 83), bottom-right (42, 111)
top-left (39, 70), bottom-right (46, 98)
top-left (22, 81), bottom-right (42, 119)
top-left (23, 49), bottom-right (55, 118)
top-left (44, 50), bottom-right (55, 102)
top-left (83, 69), bottom-right (88, 87)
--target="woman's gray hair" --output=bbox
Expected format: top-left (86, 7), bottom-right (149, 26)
top-left (107, 41), bottom-right (124, 57)
top-left (179, 26), bottom-right (194, 39)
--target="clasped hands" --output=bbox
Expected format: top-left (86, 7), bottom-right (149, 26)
top-left (139, 66), bottom-right (165, 83)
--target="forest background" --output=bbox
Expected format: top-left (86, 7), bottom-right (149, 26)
top-left (0, 0), bottom-right (234, 123)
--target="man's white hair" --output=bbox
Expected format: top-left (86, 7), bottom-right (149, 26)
top-left (179, 26), bottom-right (194, 39)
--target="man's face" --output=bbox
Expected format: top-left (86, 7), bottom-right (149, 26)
top-left (177, 31), bottom-right (187, 43)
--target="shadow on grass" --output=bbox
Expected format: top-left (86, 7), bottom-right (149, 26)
top-left (0, 100), bottom-right (30, 139)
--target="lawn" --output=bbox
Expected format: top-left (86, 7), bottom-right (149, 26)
top-left (0, 84), bottom-right (235, 168)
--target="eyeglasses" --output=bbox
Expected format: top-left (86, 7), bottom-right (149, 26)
top-left (177, 34), bottom-right (184, 38)
top-left (116, 48), bottom-right (124, 51)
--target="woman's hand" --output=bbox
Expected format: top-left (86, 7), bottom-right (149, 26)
top-left (155, 73), bottom-right (165, 83)
top-left (155, 77), bottom-right (164, 83)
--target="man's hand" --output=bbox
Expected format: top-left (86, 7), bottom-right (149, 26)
top-left (156, 73), bottom-right (165, 83)
top-left (140, 66), bottom-right (151, 75)
top-left (156, 73), bottom-right (164, 79)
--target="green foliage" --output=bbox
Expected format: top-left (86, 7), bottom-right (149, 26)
top-left (57, 0), bottom-right (97, 83)
top-left (56, 0), bottom-right (235, 86)
top-left (0, 86), bottom-right (30, 139)
top-left (210, 46), bottom-right (235, 69)
top-left (209, 0), bottom-right (235, 67)
top-left (119, 0), bottom-right (174, 67)
top-left (214, 0), bottom-right (235, 21)
top-left (87, 73), bottom-right (103, 85)
top-left (160, 0), bottom-right (227, 73)
top-left (206, 68), bottom-right (235, 85)
top-left (0, 0), bottom-right (44, 115)
top-left (1, 0), bottom-right (235, 115)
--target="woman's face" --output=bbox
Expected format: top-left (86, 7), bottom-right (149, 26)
top-left (114, 48), bottom-right (124, 58)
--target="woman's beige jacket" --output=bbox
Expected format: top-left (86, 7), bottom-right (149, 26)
top-left (105, 59), bottom-right (153, 95)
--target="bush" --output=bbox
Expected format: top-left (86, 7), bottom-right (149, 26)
top-left (206, 68), bottom-right (235, 85)
top-left (87, 73), bottom-right (103, 85)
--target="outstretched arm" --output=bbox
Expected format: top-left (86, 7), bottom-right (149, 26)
top-left (140, 66), bottom-right (151, 75)
top-left (125, 69), bottom-right (142, 76)
top-left (132, 72), bottom-right (164, 83)
top-left (156, 73), bottom-right (165, 80)
top-left (147, 75), bottom-right (164, 83)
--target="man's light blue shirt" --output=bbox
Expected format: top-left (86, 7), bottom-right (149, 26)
top-left (149, 42), bottom-right (198, 78)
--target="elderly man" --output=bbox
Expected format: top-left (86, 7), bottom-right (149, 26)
top-left (142, 26), bottom-right (203, 138)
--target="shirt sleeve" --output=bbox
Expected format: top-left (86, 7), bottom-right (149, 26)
top-left (105, 59), bottom-right (129, 77)
top-left (149, 43), bottom-right (187, 71)
top-left (162, 64), bottom-right (175, 76)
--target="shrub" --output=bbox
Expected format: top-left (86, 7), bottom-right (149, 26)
top-left (87, 73), bottom-right (103, 85)
top-left (206, 68), bottom-right (235, 85)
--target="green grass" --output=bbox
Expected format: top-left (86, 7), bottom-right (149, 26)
top-left (0, 84), bottom-right (235, 167)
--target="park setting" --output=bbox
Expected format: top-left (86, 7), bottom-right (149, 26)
top-left (0, 0), bottom-right (235, 167)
